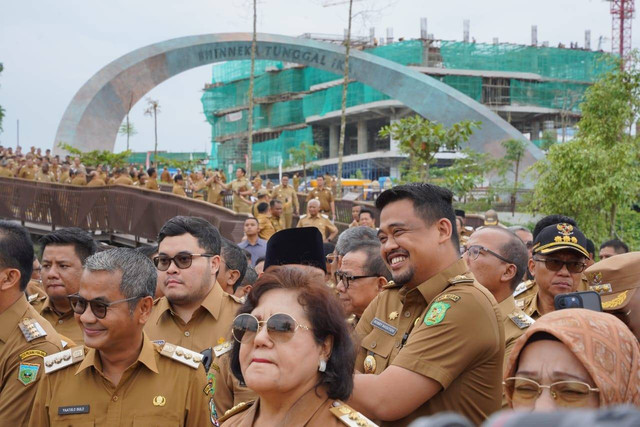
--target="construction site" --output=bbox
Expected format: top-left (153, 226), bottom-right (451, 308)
top-left (201, 20), bottom-right (614, 181)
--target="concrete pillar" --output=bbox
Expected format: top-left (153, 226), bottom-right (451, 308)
top-left (329, 125), bottom-right (339, 158)
top-left (389, 116), bottom-right (400, 154)
top-left (531, 121), bottom-right (541, 141)
top-left (357, 120), bottom-right (368, 154)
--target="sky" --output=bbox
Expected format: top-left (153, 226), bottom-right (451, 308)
top-left (0, 0), bottom-right (631, 155)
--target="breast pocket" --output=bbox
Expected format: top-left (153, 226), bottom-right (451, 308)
top-left (133, 415), bottom-right (181, 427)
top-left (360, 329), bottom-right (397, 374)
top-left (51, 417), bottom-right (95, 427)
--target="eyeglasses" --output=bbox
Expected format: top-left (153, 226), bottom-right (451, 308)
top-left (152, 253), bottom-right (214, 271)
top-left (326, 253), bottom-right (338, 263)
top-left (232, 313), bottom-right (311, 344)
top-left (464, 245), bottom-right (513, 264)
top-left (532, 257), bottom-right (586, 274)
top-left (335, 271), bottom-right (377, 290)
top-left (68, 294), bottom-right (142, 319)
top-left (504, 377), bottom-right (599, 408)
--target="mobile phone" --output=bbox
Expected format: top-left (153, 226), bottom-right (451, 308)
top-left (554, 291), bottom-right (602, 312)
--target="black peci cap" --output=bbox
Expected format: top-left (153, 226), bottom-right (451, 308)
top-left (264, 227), bottom-right (326, 272)
top-left (532, 223), bottom-right (589, 258)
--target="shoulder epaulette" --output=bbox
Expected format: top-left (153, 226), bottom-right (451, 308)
top-left (382, 280), bottom-right (401, 290)
top-left (228, 294), bottom-right (244, 304)
top-left (214, 341), bottom-right (233, 357)
top-left (513, 280), bottom-right (535, 297)
top-left (515, 298), bottom-right (526, 310)
top-left (330, 401), bottom-right (379, 427)
top-left (218, 400), bottom-right (254, 423)
top-left (43, 346), bottom-right (85, 374)
top-left (19, 318), bottom-right (47, 342)
top-left (448, 275), bottom-right (475, 286)
top-left (508, 310), bottom-right (535, 329)
top-left (299, 214), bottom-right (308, 219)
top-left (321, 213), bottom-right (329, 219)
top-left (158, 342), bottom-right (202, 369)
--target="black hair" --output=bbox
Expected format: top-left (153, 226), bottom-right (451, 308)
top-left (256, 202), bottom-right (269, 214)
top-left (269, 199), bottom-right (282, 208)
top-left (237, 167), bottom-right (246, 175)
top-left (242, 249), bottom-right (252, 263)
top-left (349, 241), bottom-right (392, 281)
top-left (0, 221), bottom-right (35, 291)
top-left (174, 174), bottom-right (183, 183)
top-left (135, 244), bottom-right (158, 259)
top-left (359, 208), bottom-right (374, 220)
top-left (323, 242), bottom-right (336, 257)
top-left (281, 174), bottom-right (289, 179)
top-left (245, 217), bottom-right (259, 226)
top-left (40, 227), bottom-right (97, 264)
top-left (147, 167), bottom-right (156, 177)
top-left (235, 266), bottom-right (258, 292)
top-left (230, 266), bottom-right (355, 400)
top-left (221, 239), bottom-right (248, 288)
top-left (586, 239), bottom-right (596, 258)
top-left (158, 216), bottom-right (222, 255)
top-left (532, 215), bottom-right (577, 239)
top-left (375, 183), bottom-right (459, 248)
top-left (255, 256), bottom-right (266, 266)
top-left (599, 238), bottom-right (629, 254)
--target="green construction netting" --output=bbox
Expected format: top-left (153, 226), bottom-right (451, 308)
top-left (212, 60), bottom-right (284, 84)
top-left (302, 82), bottom-right (390, 117)
top-left (511, 80), bottom-right (589, 111)
top-left (366, 40), bottom-right (424, 65)
top-left (439, 41), bottom-right (612, 82)
top-left (435, 75), bottom-right (483, 102)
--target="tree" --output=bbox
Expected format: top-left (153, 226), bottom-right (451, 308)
top-left (540, 129), bottom-right (556, 151)
top-left (378, 115), bottom-right (481, 181)
top-left (502, 138), bottom-right (527, 215)
top-left (245, 0), bottom-right (258, 178)
top-left (119, 95), bottom-right (137, 151)
top-left (431, 148), bottom-right (495, 202)
top-left (144, 98), bottom-right (161, 166)
top-left (529, 54), bottom-right (640, 243)
top-left (287, 142), bottom-right (322, 188)
top-left (58, 143), bottom-right (131, 168)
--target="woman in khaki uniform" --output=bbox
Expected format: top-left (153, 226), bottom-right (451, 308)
top-left (220, 266), bottom-right (375, 426)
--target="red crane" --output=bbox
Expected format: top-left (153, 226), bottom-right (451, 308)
top-left (610, 0), bottom-right (635, 65)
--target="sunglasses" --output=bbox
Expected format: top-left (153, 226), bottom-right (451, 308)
top-left (232, 313), bottom-right (312, 344)
top-left (533, 257), bottom-right (586, 274)
top-left (504, 377), bottom-right (599, 408)
top-left (335, 271), bottom-right (377, 290)
top-left (68, 294), bottom-right (141, 319)
top-left (152, 252), bottom-right (214, 271)
top-left (464, 245), bottom-right (514, 264)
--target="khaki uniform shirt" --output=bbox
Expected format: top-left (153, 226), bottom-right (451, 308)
top-left (161, 170), bottom-right (172, 183)
top-left (87, 178), bottom-right (106, 187)
top-left (145, 284), bottom-right (240, 353)
top-left (172, 184), bottom-right (187, 197)
top-left (270, 215), bottom-right (285, 233)
top-left (273, 184), bottom-right (299, 214)
top-left (70, 176), bottom-right (87, 186)
top-left (211, 348), bottom-right (257, 417)
top-left (35, 171), bottom-right (55, 183)
top-left (222, 387), bottom-right (361, 427)
top-left (0, 166), bottom-right (14, 177)
top-left (28, 334), bottom-right (212, 427)
top-left (0, 296), bottom-right (63, 427)
top-left (114, 176), bottom-right (134, 186)
top-left (57, 172), bottom-right (70, 184)
top-left (257, 214), bottom-right (276, 241)
top-left (518, 291), bottom-right (545, 320)
top-left (355, 259), bottom-right (504, 426)
top-left (306, 187), bottom-right (334, 213)
top-left (145, 179), bottom-right (159, 191)
top-left (25, 281), bottom-right (48, 313)
top-left (18, 166), bottom-right (38, 180)
top-left (192, 180), bottom-right (207, 200)
top-left (226, 178), bottom-right (251, 214)
top-left (207, 182), bottom-right (224, 206)
top-left (297, 214), bottom-right (337, 241)
top-left (39, 299), bottom-right (84, 345)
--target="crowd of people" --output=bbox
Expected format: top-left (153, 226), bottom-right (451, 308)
top-left (0, 177), bottom-right (638, 426)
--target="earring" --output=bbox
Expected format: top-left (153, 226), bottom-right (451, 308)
top-left (318, 359), bottom-right (327, 372)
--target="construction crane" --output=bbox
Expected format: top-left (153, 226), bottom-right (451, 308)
top-left (609, 0), bottom-right (635, 66)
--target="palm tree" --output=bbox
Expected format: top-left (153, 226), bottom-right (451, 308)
top-left (144, 98), bottom-right (161, 166)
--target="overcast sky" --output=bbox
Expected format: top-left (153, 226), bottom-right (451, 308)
top-left (0, 0), bottom-right (630, 155)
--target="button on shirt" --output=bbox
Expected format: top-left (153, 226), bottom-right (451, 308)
top-left (28, 333), bottom-right (211, 427)
top-left (238, 239), bottom-right (267, 267)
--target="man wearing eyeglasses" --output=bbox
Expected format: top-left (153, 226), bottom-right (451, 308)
top-left (29, 248), bottom-right (213, 426)
top-left (516, 223), bottom-right (590, 319)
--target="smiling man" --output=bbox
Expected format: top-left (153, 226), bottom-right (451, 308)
top-left (28, 248), bottom-right (212, 426)
top-left (517, 223), bottom-right (590, 319)
top-left (349, 183), bottom-right (504, 425)
top-left (39, 228), bottom-right (98, 345)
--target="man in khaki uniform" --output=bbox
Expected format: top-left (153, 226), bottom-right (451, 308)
top-left (57, 165), bottom-right (70, 184)
top-left (349, 184), bottom-right (504, 426)
top-left (297, 199), bottom-right (338, 242)
top-left (269, 200), bottom-right (286, 233)
top-left (172, 174), bottom-right (187, 197)
top-left (145, 167), bottom-right (159, 191)
top-left (0, 161), bottom-right (14, 177)
top-left (306, 175), bottom-right (335, 220)
top-left (585, 251), bottom-right (640, 341)
top-left (205, 173), bottom-right (224, 207)
top-left (18, 158), bottom-right (38, 180)
top-left (160, 166), bottom-right (172, 183)
top-left (113, 168), bottom-right (134, 185)
top-left (226, 168), bottom-right (252, 214)
top-left (516, 223), bottom-right (589, 320)
top-left (86, 171), bottom-right (106, 187)
top-left (463, 227), bottom-right (532, 407)
top-left (190, 172), bottom-right (207, 200)
top-left (39, 228), bottom-right (98, 345)
top-left (35, 164), bottom-right (55, 183)
top-left (70, 170), bottom-right (87, 186)
top-left (255, 202), bottom-right (276, 241)
top-left (273, 174), bottom-right (299, 228)
top-left (0, 222), bottom-right (64, 427)
top-left (250, 189), bottom-right (270, 217)
top-left (28, 248), bottom-right (213, 427)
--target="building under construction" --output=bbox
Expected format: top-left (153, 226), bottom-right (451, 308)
top-left (201, 31), bottom-right (611, 180)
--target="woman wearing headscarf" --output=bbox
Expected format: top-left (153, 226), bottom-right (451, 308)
top-left (504, 308), bottom-right (640, 410)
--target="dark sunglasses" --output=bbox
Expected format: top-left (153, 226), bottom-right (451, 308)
top-left (152, 252), bottom-right (214, 271)
top-left (533, 257), bottom-right (586, 274)
top-left (68, 294), bottom-right (141, 319)
top-left (232, 313), bottom-right (311, 344)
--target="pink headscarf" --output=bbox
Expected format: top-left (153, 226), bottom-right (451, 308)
top-left (504, 308), bottom-right (640, 406)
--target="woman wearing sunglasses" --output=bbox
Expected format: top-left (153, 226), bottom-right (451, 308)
top-left (504, 308), bottom-right (640, 411)
top-left (221, 265), bottom-right (371, 426)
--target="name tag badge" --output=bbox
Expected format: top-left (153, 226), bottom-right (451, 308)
top-left (58, 405), bottom-right (90, 415)
top-left (371, 317), bottom-right (397, 336)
